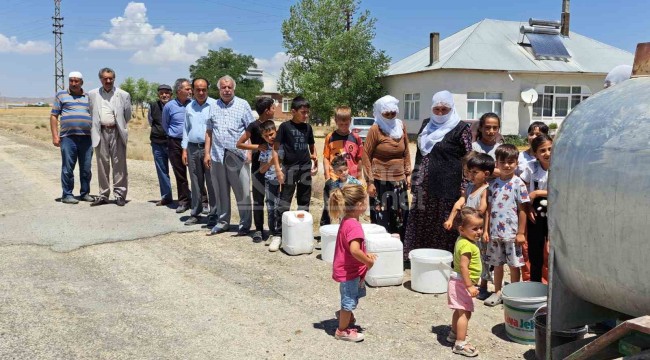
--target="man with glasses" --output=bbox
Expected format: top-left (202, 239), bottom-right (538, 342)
top-left (88, 67), bottom-right (132, 206)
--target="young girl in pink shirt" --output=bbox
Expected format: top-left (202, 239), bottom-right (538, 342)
top-left (329, 184), bottom-right (377, 342)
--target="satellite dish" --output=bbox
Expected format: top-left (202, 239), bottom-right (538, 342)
top-left (521, 88), bottom-right (539, 104)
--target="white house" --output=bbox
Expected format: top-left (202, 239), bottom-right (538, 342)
top-left (381, 19), bottom-right (634, 135)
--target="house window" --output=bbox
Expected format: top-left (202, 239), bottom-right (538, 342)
top-left (466, 92), bottom-right (502, 120)
top-left (532, 85), bottom-right (591, 120)
top-left (282, 98), bottom-right (291, 113)
top-left (404, 93), bottom-right (420, 120)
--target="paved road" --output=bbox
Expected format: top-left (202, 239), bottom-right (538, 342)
top-left (0, 130), bottom-right (533, 359)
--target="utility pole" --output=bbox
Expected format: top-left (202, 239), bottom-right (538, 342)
top-left (53, 0), bottom-right (64, 92)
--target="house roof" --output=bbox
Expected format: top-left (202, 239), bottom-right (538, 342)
top-left (386, 19), bottom-right (634, 77)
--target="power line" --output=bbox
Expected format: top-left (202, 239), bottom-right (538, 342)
top-left (53, 0), bottom-right (64, 92)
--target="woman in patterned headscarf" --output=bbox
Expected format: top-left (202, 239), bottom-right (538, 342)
top-left (362, 95), bottom-right (411, 239)
top-left (404, 91), bottom-right (473, 258)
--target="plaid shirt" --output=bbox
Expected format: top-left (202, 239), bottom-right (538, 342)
top-left (206, 96), bottom-right (254, 163)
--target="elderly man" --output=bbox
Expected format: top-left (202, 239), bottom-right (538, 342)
top-left (182, 78), bottom-right (216, 226)
top-left (88, 67), bottom-right (132, 206)
top-left (148, 84), bottom-right (173, 206)
top-left (162, 79), bottom-right (192, 213)
top-left (204, 75), bottom-right (254, 236)
top-left (50, 71), bottom-right (93, 204)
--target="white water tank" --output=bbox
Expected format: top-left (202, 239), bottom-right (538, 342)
top-left (281, 211), bottom-right (314, 255)
top-left (550, 75), bottom-right (650, 317)
top-left (365, 233), bottom-right (404, 287)
top-left (319, 223), bottom-right (388, 263)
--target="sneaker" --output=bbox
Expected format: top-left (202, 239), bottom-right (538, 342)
top-left (252, 231), bottom-right (263, 243)
top-left (61, 195), bottom-right (79, 204)
top-left (334, 328), bottom-right (364, 342)
top-left (202, 205), bottom-right (209, 215)
top-left (268, 236), bottom-right (282, 252)
top-left (184, 216), bottom-right (200, 226)
top-left (80, 194), bottom-right (95, 202)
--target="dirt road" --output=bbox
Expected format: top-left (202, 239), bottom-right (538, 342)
top-left (0, 129), bottom-right (534, 359)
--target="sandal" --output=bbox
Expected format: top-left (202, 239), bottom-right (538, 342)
top-left (446, 330), bottom-right (470, 343)
top-left (453, 342), bottom-right (479, 357)
top-left (484, 292), bottom-right (502, 307)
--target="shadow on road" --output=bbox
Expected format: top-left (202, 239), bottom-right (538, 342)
top-left (431, 324), bottom-right (453, 346)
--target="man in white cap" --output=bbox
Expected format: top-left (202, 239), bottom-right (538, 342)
top-left (50, 71), bottom-right (94, 204)
top-left (88, 67), bottom-right (132, 206)
top-left (148, 84), bottom-right (173, 206)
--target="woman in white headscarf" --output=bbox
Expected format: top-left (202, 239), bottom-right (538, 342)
top-left (403, 91), bottom-right (473, 258)
top-left (362, 95), bottom-right (411, 238)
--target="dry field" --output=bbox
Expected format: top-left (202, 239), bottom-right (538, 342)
top-left (0, 107), bottom-right (344, 214)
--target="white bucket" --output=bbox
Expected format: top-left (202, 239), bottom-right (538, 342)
top-left (365, 233), bottom-right (403, 287)
top-left (501, 282), bottom-right (548, 345)
top-left (319, 223), bottom-right (387, 263)
top-left (281, 211), bottom-right (314, 255)
top-left (409, 249), bottom-right (453, 294)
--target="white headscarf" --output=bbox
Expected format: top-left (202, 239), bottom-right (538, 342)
top-left (418, 90), bottom-right (461, 155)
top-left (604, 65), bottom-right (632, 88)
top-left (373, 95), bottom-right (403, 140)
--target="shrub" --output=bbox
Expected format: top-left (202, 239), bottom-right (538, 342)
top-left (549, 122), bottom-right (558, 130)
top-left (503, 135), bottom-right (528, 147)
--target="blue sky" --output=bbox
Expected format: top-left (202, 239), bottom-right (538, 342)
top-left (0, 0), bottom-right (648, 98)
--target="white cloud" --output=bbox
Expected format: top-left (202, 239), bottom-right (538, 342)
top-left (0, 33), bottom-right (52, 54)
top-left (87, 39), bottom-right (116, 50)
top-left (131, 28), bottom-right (230, 65)
top-left (255, 52), bottom-right (290, 93)
top-left (87, 2), bottom-right (230, 65)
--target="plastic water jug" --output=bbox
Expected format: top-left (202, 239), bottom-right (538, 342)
top-left (365, 233), bottom-right (404, 287)
top-left (281, 211), bottom-right (314, 255)
top-left (319, 223), bottom-right (388, 263)
top-left (409, 249), bottom-right (453, 294)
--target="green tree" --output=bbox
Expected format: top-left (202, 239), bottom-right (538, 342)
top-left (147, 82), bottom-right (160, 103)
top-left (120, 77), bottom-right (136, 101)
top-left (189, 47), bottom-right (264, 105)
top-left (134, 78), bottom-right (151, 117)
top-left (279, 0), bottom-right (390, 124)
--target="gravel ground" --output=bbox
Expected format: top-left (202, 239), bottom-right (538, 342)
top-left (0, 127), bottom-right (535, 359)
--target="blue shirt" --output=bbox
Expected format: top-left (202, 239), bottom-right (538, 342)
top-left (326, 175), bottom-right (362, 192)
top-left (206, 96), bottom-right (254, 163)
top-left (182, 97), bottom-right (216, 149)
top-left (51, 89), bottom-right (91, 137)
top-left (258, 146), bottom-right (284, 181)
top-left (162, 98), bottom-right (190, 139)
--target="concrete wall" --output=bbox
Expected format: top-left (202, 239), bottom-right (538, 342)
top-left (381, 69), bottom-right (605, 135)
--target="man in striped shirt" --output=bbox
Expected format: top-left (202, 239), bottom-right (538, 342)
top-left (50, 71), bottom-right (93, 204)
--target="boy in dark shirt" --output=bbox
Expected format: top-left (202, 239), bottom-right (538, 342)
top-left (236, 97), bottom-right (275, 242)
top-left (269, 96), bottom-right (317, 249)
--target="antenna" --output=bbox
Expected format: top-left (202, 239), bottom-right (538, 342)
top-left (53, 0), bottom-right (64, 92)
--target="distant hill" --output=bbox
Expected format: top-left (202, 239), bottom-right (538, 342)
top-left (4, 97), bottom-right (54, 105)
